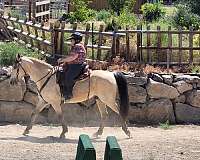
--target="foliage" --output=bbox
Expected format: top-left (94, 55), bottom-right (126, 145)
top-left (159, 120), bottom-right (171, 130)
top-left (189, 65), bottom-right (200, 73)
top-left (115, 9), bottom-right (137, 29)
top-left (95, 10), bottom-right (112, 22)
top-left (68, 0), bottom-right (95, 23)
top-left (141, 3), bottom-right (166, 22)
top-left (178, 0), bottom-right (200, 17)
top-left (0, 42), bottom-right (42, 66)
top-left (107, 0), bottom-right (126, 16)
top-left (172, 4), bottom-right (200, 30)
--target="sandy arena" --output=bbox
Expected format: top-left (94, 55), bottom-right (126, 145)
top-left (0, 124), bottom-right (199, 160)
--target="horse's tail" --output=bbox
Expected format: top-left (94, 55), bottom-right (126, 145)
top-left (114, 72), bottom-right (129, 120)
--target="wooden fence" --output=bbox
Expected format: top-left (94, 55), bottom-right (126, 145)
top-left (1, 14), bottom-right (200, 65)
top-left (32, 0), bottom-right (50, 22)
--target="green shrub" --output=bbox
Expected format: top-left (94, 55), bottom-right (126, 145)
top-left (141, 3), bottom-right (166, 22)
top-left (0, 42), bottom-right (42, 66)
top-left (116, 9), bottom-right (137, 29)
top-left (96, 10), bottom-right (112, 21)
top-left (67, 0), bottom-right (96, 23)
top-left (172, 4), bottom-right (200, 30)
top-left (178, 0), bottom-right (200, 17)
top-left (107, 0), bottom-right (127, 16)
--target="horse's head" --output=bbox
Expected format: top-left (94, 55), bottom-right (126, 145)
top-left (10, 54), bottom-right (29, 85)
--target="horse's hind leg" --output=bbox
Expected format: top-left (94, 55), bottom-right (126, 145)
top-left (23, 98), bottom-right (48, 136)
top-left (104, 100), bottom-right (131, 138)
top-left (121, 118), bottom-right (131, 138)
top-left (93, 98), bottom-right (107, 138)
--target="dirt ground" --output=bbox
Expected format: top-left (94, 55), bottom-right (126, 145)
top-left (0, 124), bottom-right (200, 160)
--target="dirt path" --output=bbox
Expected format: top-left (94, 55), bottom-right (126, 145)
top-left (0, 124), bottom-right (199, 160)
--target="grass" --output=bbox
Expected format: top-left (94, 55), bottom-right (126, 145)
top-left (159, 120), bottom-right (172, 130)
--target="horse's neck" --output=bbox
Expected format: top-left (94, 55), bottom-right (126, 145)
top-left (27, 60), bottom-right (52, 86)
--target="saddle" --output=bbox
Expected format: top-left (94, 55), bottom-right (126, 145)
top-left (56, 63), bottom-right (90, 86)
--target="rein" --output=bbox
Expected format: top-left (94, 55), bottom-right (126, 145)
top-left (15, 60), bottom-right (56, 95)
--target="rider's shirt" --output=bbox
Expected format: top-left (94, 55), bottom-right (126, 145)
top-left (70, 43), bottom-right (86, 64)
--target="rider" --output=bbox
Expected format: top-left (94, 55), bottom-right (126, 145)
top-left (58, 32), bottom-right (86, 101)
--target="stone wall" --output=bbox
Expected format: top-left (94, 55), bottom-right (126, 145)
top-left (1, 67), bottom-right (200, 125)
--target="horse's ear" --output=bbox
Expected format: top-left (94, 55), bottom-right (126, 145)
top-left (16, 53), bottom-right (21, 61)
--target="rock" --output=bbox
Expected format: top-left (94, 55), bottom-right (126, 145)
top-left (173, 81), bottom-right (193, 93)
top-left (149, 73), bottom-right (163, 82)
top-left (175, 103), bottom-right (200, 123)
top-left (174, 95), bottom-right (186, 103)
top-left (186, 90), bottom-right (200, 107)
top-left (128, 84), bottom-right (147, 103)
top-left (48, 103), bottom-right (121, 126)
top-left (125, 75), bottom-right (147, 86)
top-left (0, 79), bottom-right (26, 101)
top-left (0, 101), bottom-right (46, 123)
top-left (175, 75), bottom-right (200, 84)
top-left (147, 79), bottom-right (179, 99)
top-left (128, 99), bottom-right (175, 124)
top-left (162, 74), bottom-right (173, 85)
top-left (23, 91), bottom-right (39, 105)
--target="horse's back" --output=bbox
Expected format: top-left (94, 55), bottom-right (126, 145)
top-left (90, 70), bottom-right (116, 84)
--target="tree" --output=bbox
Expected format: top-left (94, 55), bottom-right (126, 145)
top-left (178, 0), bottom-right (200, 16)
top-left (108, 0), bottom-right (136, 15)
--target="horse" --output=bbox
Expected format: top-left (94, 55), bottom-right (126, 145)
top-left (10, 54), bottom-right (131, 139)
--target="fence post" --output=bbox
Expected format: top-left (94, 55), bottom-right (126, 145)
top-left (32, 18), bottom-right (41, 50)
top-left (137, 25), bottom-right (142, 63)
top-left (125, 25), bottom-right (130, 61)
top-left (49, 22), bottom-right (54, 56)
top-left (111, 27), bottom-right (118, 59)
top-left (147, 25), bottom-right (151, 64)
top-left (167, 26), bottom-right (172, 69)
top-left (53, 21), bottom-right (60, 55)
top-left (97, 24), bottom-right (104, 60)
top-left (189, 26), bottom-right (193, 64)
top-left (157, 26), bottom-right (162, 63)
top-left (178, 27), bottom-right (183, 65)
top-left (41, 20), bottom-right (46, 52)
top-left (84, 23), bottom-right (90, 51)
top-left (60, 21), bottom-right (66, 55)
top-left (26, 20), bottom-right (34, 47)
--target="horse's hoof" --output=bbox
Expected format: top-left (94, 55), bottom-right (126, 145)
top-left (23, 130), bottom-right (29, 136)
top-left (126, 131), bottom-right (132, 139)
top-left (93, 132), bottom-right (100, 138)
top-left (59, 134), bottom-right (65, 139)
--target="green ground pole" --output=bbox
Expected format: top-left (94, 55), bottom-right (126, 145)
top-left (75, 134), bottom-right (96, 160)
top-left (104, 136), bottom-right (123, 160)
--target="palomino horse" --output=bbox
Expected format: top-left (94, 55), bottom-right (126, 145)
top-left (10, 54), bottom-right (131, 138)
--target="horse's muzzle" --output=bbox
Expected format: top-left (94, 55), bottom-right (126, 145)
top-left (10, 77), bottom-right (18, 85)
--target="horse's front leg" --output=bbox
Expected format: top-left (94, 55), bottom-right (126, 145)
top-left (23, 98), bottom-right (48, 136)
top-left (53, 103), bottom-right (68, 139)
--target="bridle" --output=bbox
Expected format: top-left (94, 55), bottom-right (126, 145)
top-left (14, 58), bottom-right (29, 82)
top-left (13, 57), bottom-right (56, 93)
top-left (14, 58), bottom-right (54, 83)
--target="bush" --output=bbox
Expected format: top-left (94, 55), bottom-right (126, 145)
top-left (178, 0), bottom-right (200, 17)
top-left (141, 3), bottom-right (166, 22)
top-left (0, 42), bottom-right (42, 66)
top-left (95, 10), bottom-right (112, 22)
top-left (67, 0), bottom-right (96, 23)
top-left (116, 9), bottom-right (137, 29)
top-left (107, 0), bottom-right (126, 16)
top-left (172, 4), bottom-right (200, 30)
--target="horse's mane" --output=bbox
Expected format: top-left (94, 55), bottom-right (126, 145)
top-left (22, 56), bottom-right (53, 69)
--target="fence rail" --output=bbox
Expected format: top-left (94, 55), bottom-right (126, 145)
top-left (1, 14), bottom-right (200, 66)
